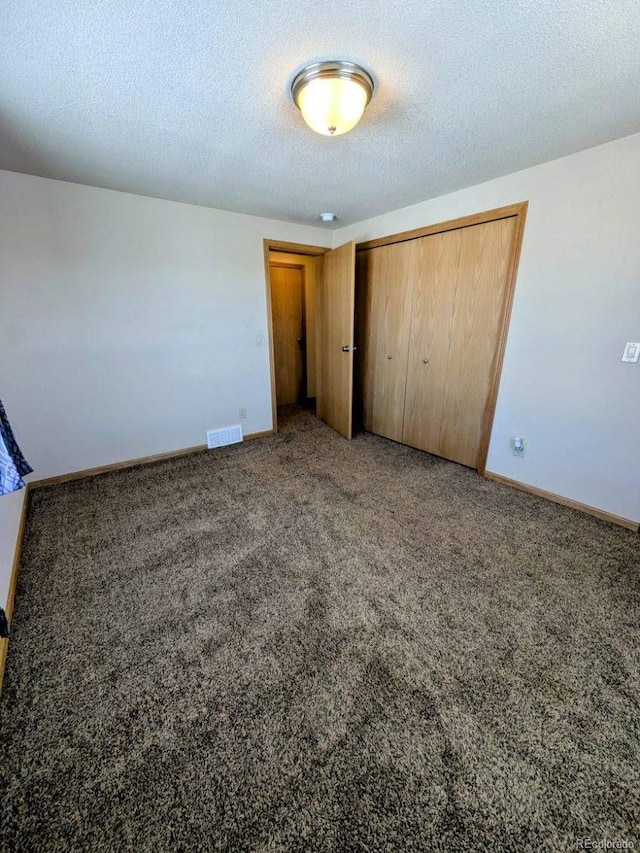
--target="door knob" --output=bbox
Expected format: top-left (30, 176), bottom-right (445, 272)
top-left (341, 345), bottom-right (357, 352)
top-left (423, 358), bottom-right (429, 364)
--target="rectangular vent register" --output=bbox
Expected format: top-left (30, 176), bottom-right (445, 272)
top-left (206, 425), bottom-right (243, 449)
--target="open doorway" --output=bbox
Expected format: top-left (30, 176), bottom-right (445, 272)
top-left (269, 254), bottom-right (314, 407)
top-left (264, 241), bottom-right (327, 432)
top-left (264, 238), bottom-right (357, 438)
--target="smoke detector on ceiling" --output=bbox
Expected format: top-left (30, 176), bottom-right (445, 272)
top-left (320, 212), bottom-right (337, 223)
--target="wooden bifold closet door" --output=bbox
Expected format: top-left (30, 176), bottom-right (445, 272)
top-left (358, 213), bottom-right (520, 470)
top-left (357, 242), bottom-right (413, 442)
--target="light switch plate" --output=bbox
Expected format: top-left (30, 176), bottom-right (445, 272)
top-left (621, 342), bottom-right (640, 363)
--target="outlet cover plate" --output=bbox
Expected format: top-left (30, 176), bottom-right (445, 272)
top-left (511, 437), bottom-right (526, 456)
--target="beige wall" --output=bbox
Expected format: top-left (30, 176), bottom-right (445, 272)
top-left (335, 132), bottom-right (640, 524)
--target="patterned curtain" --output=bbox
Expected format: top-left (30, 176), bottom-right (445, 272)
top-left (0, 400), bottom-right (32, 495)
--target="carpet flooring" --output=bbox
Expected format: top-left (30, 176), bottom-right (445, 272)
top-left (1, 407), bottom-right (638, 852)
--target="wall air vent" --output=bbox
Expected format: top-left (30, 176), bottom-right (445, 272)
top-left (206, 424), bottom-right (243, 449)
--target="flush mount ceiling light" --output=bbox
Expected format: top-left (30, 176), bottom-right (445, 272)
top-left (291, 61), bottom-right (374, 137)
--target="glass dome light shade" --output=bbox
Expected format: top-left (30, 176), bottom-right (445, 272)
top-left (292, 62), bottom-right (374, 137)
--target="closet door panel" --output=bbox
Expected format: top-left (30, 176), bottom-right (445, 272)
top-left (360, 244), bottom-right (412, 442)
top-left (402, 229), bottom-right (462, 454)
top-left (438, 217), bottom-right (517, 467)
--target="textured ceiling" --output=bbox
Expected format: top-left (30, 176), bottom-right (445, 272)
top-left (1, 1), bottom-right (639, 227)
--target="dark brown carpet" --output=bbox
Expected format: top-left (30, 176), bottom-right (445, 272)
top-left (1, 407), bottom-right (638, 852)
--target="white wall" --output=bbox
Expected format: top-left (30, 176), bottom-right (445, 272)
top-left (0, 490), bottom-right (25, 614)
top-left (0, 171), bottom-right (331, 608)
top-left (335, 133), bottom-right (640, 524)
top-left (0, 170), bottom-right (332, 483)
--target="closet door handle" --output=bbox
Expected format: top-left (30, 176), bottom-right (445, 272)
top-left (386, 355), bottom-right (392, 360)
top-left (342, 345), bottom-right (357, 352)
top-left (423, 358), bottom-right (429, 364)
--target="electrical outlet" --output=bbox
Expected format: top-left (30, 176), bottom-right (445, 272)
top-left (239, 407), bottom-right (247, 420)
top-left (621, 342), bottom-right (640, 363)
top-left (511, 437), bottom-right (526, 457)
